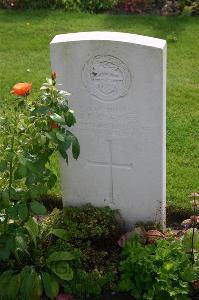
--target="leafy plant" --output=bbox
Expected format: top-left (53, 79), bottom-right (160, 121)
top-left (41, 204), bottom-right (123, 298)
top-left (81, 0), bottom-right (118, 12)
top-left (0, 73), bottom-right (79, 299)
top-left (191, 1), bottom-right (199, 15)
top-left (63, 269), bottom-right (116, 299)
top-left (119, 235), bottom-right (196, 300)
top-left (0, 216), bottom-right (77, 299)
top-left (42, 204), bottom-right (122, 240)
top-left (0, 244), bottom-right (76, 299)
top-left (0, 0), bottom-right (118, 12)
top-left (59, 0), bottom-right (82, 11)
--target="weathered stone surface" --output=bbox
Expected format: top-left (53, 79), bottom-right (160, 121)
top-left (50, 32), bottom-right (167, 228)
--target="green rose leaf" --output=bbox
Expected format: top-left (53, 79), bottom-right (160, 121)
top-left (7, 205), bottom-right (18, 220)
top-left (12, 189), bottom-right (30, 202)
top-left (41, 272), bottom-right (59, 299)
top-left (32, 106), bottom-right (49, 116)
top-left (0, 160), bottom-right (7, 172)
top-left (58, 142), bottom-right (68, 161)
top-left (15, 230), bottom-right (29, 254)
top-left (18, 204), bottom-right (28, 221)
top-left (47, 173), bottom-right (57, 189)
top-left (17, 153), bottom-right (27, 166)
top-left (0, 190), bottom-right (9, 209)
top-left (30, 200), bottom-right (47, 215)
top-left (64, 135), bottom-right (73, 150)
top-left (49, 113), bottom-right (65, 124)
top-left (72, 137), bottom-right (80, 160)
top-left (65, 110), bottom-right (76, 127)
top-left (25, 173), bottom-right (37, 186)
top-left (0, 234), bottom-right (15, 260)
top-left (40, 134), bottom-right (47, 145)
top-left (29, 185), bottom-right (47, 199)
top-left (56, 131), bottom-right (65, 142)
top-left (14, 164), bottom-right (27, 179)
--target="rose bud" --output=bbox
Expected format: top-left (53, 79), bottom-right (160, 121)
top-left (11, 82), bottom-right (32, 96)
top-left (51, 121), bottom-right (58, 129)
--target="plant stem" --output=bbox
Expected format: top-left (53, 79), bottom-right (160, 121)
top-left (8, 135), bottom-right (14, 199)
top-left (4, 134), bottom-right (15, 232)
top-left (4, 109), bottom-right (16, 231)
top-left (191, 226), bottom-right (195, 264)
top-left (191, 196), bottom-right (196, 265)
top-left (14, 250), bottom-right (21, 266)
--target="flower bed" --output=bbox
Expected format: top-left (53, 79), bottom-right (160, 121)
top-left (0, 0), bottom-right (198, 15)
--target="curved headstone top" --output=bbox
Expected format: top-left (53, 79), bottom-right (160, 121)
top-left (51, 31), bottom-right (166, 49)
top-left (50, 31), bottom-right (167, 229)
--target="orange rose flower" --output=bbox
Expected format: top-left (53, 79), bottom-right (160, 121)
top-left (51, 121), bottom-right (58, 129)
top-left (11, 82), bottom-right (32, 96)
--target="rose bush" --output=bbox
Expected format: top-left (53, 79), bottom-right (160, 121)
top-left (0, 73), bottom-right (80, 299)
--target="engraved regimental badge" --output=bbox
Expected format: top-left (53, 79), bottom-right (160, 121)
top-left (82, 55), bottom-right (131, 102)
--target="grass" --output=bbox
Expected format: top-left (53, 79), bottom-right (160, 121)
top-left (0, 10), bottom-right (198, 208)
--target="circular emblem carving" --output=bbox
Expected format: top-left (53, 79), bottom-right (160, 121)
top-left (82, 55), bottom-right (131, 101)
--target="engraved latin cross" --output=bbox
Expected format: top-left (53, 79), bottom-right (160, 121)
top-left (88, 140), bottom-right (133, 205)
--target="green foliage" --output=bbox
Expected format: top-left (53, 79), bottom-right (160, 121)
top-left (0, 74), bottom-right (79, 209)
top-left (24, 217), bottom-right (39, 246)
top-left (0, 270), bottom-right (21, 300)
top-left (0, 266), bottom-right (63, 299)
top-left (0, 0), bottom-right (118, 12)
top-left (43, 204), bottom-right (123, 240)
top-left (46, 251), bottom-right (74, 280)
top-left (191, 1), bottom-right (199, 15)
top-left (0, 0), bottom-right (57, 9)
top-left (58, 0), bottom-right (82, 11)
top-left (30, 200), bottom-right (47, 215)
top-left (0, 74), bottom-right (79, 299)
top-left (41, 204), bottom-right (123, 297)
top-left (42, 271), bottom-right (59, 299)
top-left (80, 0), bottom-right (118, 12)
top-left (178, 0), bottom-right (199, 15)
top-left (64, 269), bottom-right (116, 298)
top-left (0, 224), bottom-right (76, 299)
top-left (0, 202), bottom-right (121, 299)
top-left (119, 236), bottom-right (196, 299)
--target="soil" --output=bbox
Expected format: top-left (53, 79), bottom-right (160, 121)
top-left (90, 292), bottom-right (135, 300)
top-left (192, 293), bottom-right (199, 300)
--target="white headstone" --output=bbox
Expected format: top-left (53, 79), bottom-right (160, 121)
top-left (50, 32), bottom-right (167, 228)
